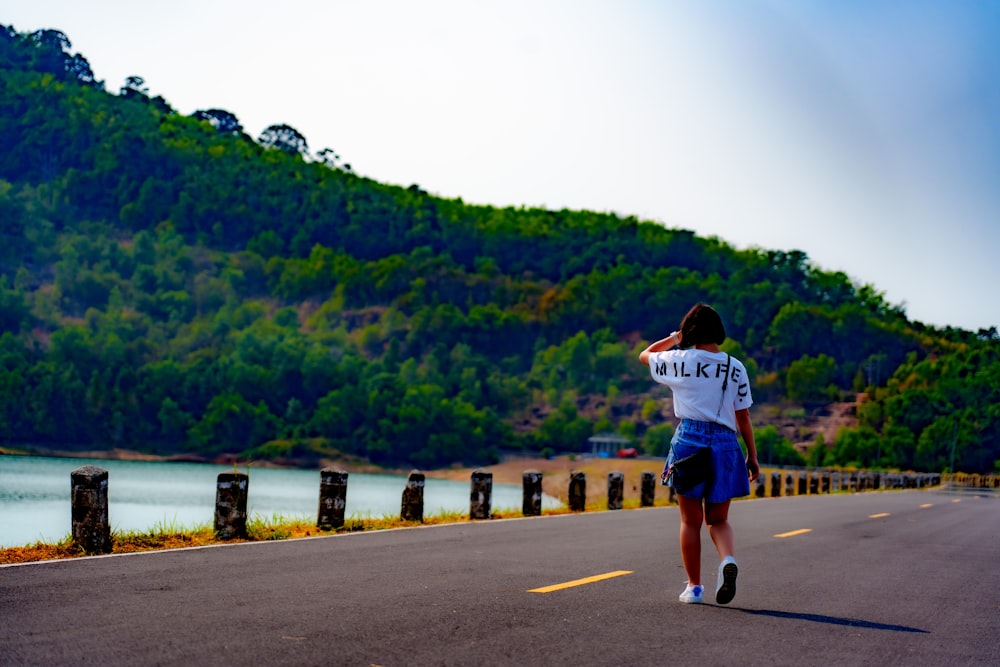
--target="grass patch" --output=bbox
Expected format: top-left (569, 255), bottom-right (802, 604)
top-left (0, 537), bottom-right (86, 564)
top-left (0, 505), bottom-right (606, 565)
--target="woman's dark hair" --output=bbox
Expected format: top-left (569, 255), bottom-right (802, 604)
top-left (679, 303), bottom-right (726, 346)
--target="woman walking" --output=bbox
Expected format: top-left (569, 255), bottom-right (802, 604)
top-left (638, 303), bottom-right (760, 605)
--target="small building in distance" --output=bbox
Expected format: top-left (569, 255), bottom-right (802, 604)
top-left (587, 432), bottom-right (634, 458)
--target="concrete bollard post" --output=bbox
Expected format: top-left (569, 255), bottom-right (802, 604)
top-left (317, 468), bottom-right (348, 530)
top-left (71, 465), bottom-right (112, 554)
top-left (785, 473), bottom-right (795, 496)
top-left (797, 472), bottom-right (808, 495)
top-left (214, 472), bottom-right (249, 540)
top-left (470, 470), bottom-right (493, 520)
top-left (607, 472), bottom-right (624, 510)
top-left (754, 474), bottom-right (766, 498)
top-left (821, 473), bottom-right (831, 494)
top-left (568, 471), bottom-right (587, 512)
top-left (849, 472), bottom-right (859, 492)
top-left (640, 471), bottom-right (655, 507)
top-left (401, 470), bottom-right (425, 522)
top-left (809, 472), bottom-right (819, 495)
top-left (522, 470), bottom-right (543, 516)
top-left (770, 471), bottom-right (781, 497)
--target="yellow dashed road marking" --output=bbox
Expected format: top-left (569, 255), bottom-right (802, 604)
top-left (869, 513), bottom-right (891, 519)
top-left (952, 499), bottom-right (962, 503)
top-left (920, 503), bottom-right (933, 508)
top-left (528, 570), bottom-right (633, 593)
top-left (774, 528), bottom-right (812, 538)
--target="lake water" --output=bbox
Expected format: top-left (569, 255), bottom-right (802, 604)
top-left (0, 455), bottom-right (561, 548)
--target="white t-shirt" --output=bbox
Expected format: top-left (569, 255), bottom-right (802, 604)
top-left (648, 348), bottom-right (753, 432)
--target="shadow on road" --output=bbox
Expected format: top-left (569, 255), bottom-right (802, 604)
top-left (728, 608), bottom-right (929, 634)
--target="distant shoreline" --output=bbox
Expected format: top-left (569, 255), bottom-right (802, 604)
top-left (0, 446), bottom-right (404, 475)
top-left (0, 445), bottom-right (665, 506)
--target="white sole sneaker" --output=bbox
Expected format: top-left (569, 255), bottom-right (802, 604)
top-left (716, 559), bottom-right (738, 605)
top-left (679, 584), bottom-right (704, 604)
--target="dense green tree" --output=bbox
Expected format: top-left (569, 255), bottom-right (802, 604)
top-left (641, 423), bottom-right (674, 457)
top-left (189, 392), bottom-right (278, 452)
top-left (785, 354), bottom-right (838, 403)
top-left (191, 108), bottom-right (243, 135)
top-left (827, 425), bottom-right (881, 468)
top-left (533, 401), bottom-right (594, 453)
top-left (755, 425), bottom-right (806, 467)
top-left (258, 123), bottom-right (308, 156)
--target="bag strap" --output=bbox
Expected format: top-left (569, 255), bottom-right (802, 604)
top-left (715, 354), bottom-right (731, 420)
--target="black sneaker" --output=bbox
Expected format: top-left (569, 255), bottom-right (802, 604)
top-left (715, 557), bottom-right (738, 604)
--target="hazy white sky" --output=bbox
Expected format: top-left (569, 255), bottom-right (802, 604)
top-left (6, 1), bottom-right (999, 332)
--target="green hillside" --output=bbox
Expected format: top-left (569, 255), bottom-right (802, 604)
top-left (1, 25), bottom-right (997, 472)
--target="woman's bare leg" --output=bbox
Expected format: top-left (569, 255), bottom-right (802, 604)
top-left (677, 495), bottom-right (705, 584)
top-left (706, 500), bottom-right (734, 559)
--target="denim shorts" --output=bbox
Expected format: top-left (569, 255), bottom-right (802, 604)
top-left (665, 419), bottom-right (750, 503)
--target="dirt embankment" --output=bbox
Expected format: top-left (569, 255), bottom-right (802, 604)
top-left (754, 399), bottom-right (861, 453)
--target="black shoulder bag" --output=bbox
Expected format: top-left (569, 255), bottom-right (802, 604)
top-left (662, 446), bottom-right (713, 494)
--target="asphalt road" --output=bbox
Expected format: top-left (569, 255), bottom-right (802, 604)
top-left (2, 487), bottom-right (998, 666)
